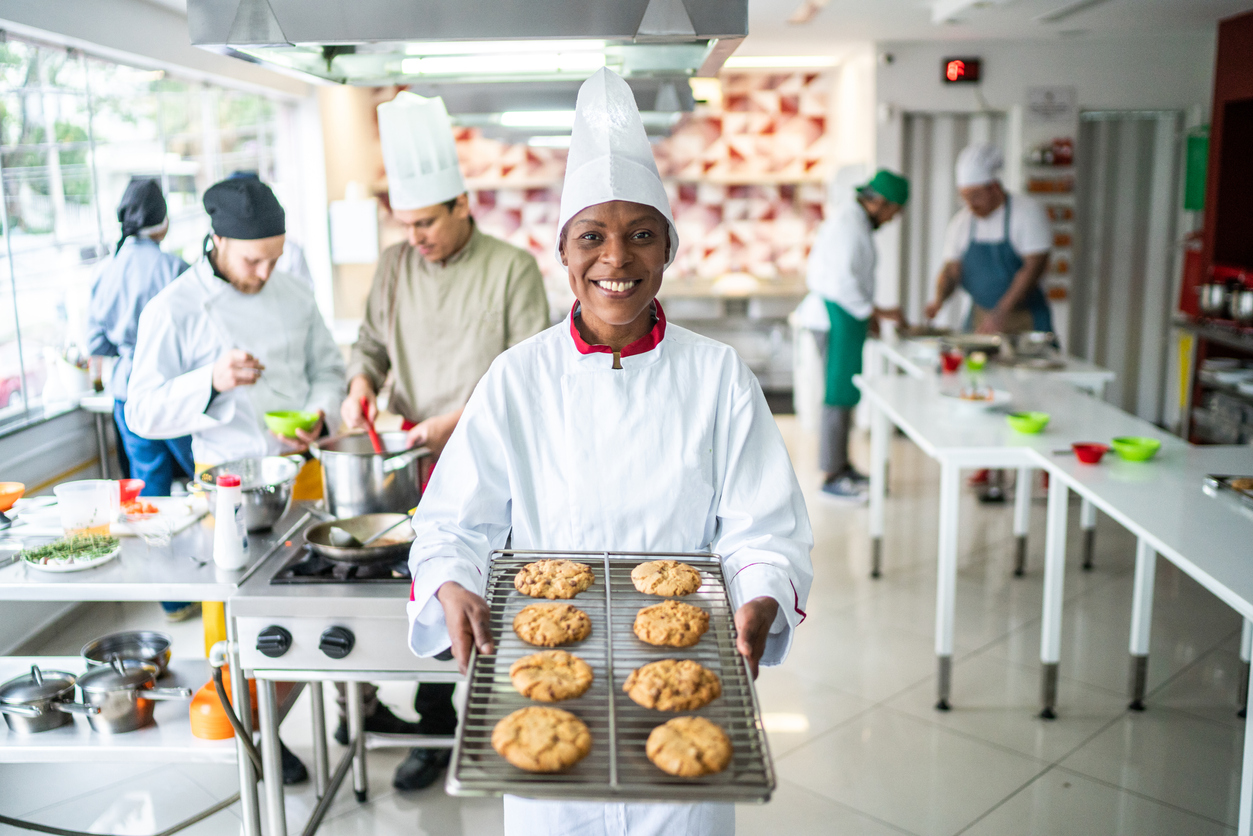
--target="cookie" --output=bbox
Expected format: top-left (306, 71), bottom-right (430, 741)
top-left (632, 600), bottom-right (709, 648)
top-left (645, 716), bottom-right (733, 777)
top-left (513, 603), bottom-right (592, 647)
top-left (623, 659), bottom-right (721, 711)
top-left (514, 559), bottom-right (595, 599)
top-left (631, 560), bottom-right (702, 597)
top-left (510, 650), bottom-right (594, 702)
top-left (492, 706), bottom-right (592, 772)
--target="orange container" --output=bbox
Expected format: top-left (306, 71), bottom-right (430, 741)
top-left (0, 482), bottom-right (25, 512)
top-left (189, 666), bottom-right (258, 740)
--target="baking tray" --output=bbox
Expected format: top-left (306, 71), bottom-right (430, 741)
top-left (446, 549), bottom-right (775, 803)
top-left (1203, 474), bottom-right (1253, 518)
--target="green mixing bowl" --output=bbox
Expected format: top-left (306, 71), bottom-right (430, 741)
top-left (1110, 436), bottom-right (1161, 462)
top-left (1006, 411), bottom-right (1050, 434)
top-left (264, 410), bottom-right (320, 437)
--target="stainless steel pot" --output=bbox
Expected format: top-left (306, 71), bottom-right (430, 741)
top-left (82, 631), bottom-right (172, 677)
top-left (311, 433), bottom-right (430, 518)
top-left (76, 657), bottom-right (192, 734)
top-left (1230, 288), bottom-right (1253, 325)
top-left (1198, 283), bottom-right (1230, 316)
top-left (194, 456), bottom-right (302, 531)
top-left (0, 665), bottom-right (99, 733)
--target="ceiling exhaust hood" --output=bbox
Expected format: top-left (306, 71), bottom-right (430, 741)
top-left (186, 0), bottom-right (746, 86)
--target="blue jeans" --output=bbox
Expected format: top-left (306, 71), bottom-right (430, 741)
top-left (113, 400), bottom-right (196, 614)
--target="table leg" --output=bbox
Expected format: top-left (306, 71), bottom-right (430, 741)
top-left (1127, 539), bottom-right (1157, 711)
top-left (934, 461), bottom-right (960, 711)
top-left (1240, 620), bottom-right (1251, 720)
top-left (1241, 658), bottom-right (1253, 836)
top-left (1080, 499), bottom-right (1097, 571)
top-left (1039, 473), bottom-right (1069, 720)
top-left (1013, 467), bottom-right (1032, 577)
top-left (310, 681), bottom-right (330, 798)
top-left (346, 680), bottom-right (368, 802)
top-left (93, 413), bottom-right (110, 480)
top-left (226, 616), bottom-right (262, 836)
top-left (868, 401), bottom-right (889, 579)
top-left (257, 679), bottom-right (287, 836)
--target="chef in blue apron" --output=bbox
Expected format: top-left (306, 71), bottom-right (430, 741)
top-left (924, 143), bottom-right (1053, 335)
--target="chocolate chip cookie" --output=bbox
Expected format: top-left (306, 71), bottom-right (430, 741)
top-left (510, 650), bottom-right (594, 702)
top-left (645, 716), bottom-right (733, 777)
top-left (630, 559), bottom-right (702, 597)
top-left (492, 706), bottom-right (592, 772)
top-left (623, 659), bottom-right (721, 711)
top-left (514, 559), bottom-right (595, 599)
top-left (513, 602), bottom-right (592, 647)
top-left (632, 600), bottom-right (709, 648)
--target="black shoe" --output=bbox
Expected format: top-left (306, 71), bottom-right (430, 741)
top-left (392, 747), bottom-right (452, 791)
top-left (334, 702), bottom-right (423, 746)
top-left (280, 741), bottom-right (308, 785)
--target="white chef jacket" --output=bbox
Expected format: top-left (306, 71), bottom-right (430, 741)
top-left (796, 190), bottom-right (877, 330)
top-left (125, 256), bottom-right (345, 466)
top-left (406, 303), bottom-right (813, 836)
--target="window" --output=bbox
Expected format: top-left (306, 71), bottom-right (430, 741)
top-left (0, 34), bottom-right (291, 425)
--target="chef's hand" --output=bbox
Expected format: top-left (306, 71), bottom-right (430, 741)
top-left (924, 299), bottom-right (944, 320)
top-left (976, 309), bottom-right (1007, 335)
top-left (212, 350), bottom-right (264, 392)
top-left (734, 596), bottom-right (779, 680)
top-left (341, 375), bottom-right (377, 431)
top-left (405, 408), bottom-right (462, 456)
top-left (436, 581), bottom-right (494, 675)
top-left (273, 410), bottom-right (325, 454)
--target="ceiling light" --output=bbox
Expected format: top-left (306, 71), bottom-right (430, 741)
top-left (500, 110), bottom-right (577, 128)
top-left (723, 55), bottom-right (839, 69)
top-left (404, 40), bottom-right (607, 56)
top-left (527, 135), bottom-right (573, 148)
top-left (787, 0), bottom-right (832, 25)
top-left (1033, 0), bottom-right (1113, 24)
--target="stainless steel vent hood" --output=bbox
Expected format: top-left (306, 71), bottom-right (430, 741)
top-left (187, 0), bottom-right (746, 85)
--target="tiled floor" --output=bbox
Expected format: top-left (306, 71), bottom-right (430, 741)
top-left (1, 416), bottom-right (1246, 835)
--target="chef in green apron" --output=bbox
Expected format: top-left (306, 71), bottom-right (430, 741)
top-left (797, 169), bottom-right (909, 502)
top-left (925, 142), bottom-right (1053, 335)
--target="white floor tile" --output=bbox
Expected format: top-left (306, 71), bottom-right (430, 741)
top-left (783, 608), bottom-right (938, 701)
top-left (0, 762), bottom-right (165, 818)
top-left (1147, 644), bottom-right (1248, 729)
top-left (752, 666), bottom-right (876, 758)
top-left (314, 788), bottom-right (504, 836)
top-left (737, 778), bottom-right (916, 835)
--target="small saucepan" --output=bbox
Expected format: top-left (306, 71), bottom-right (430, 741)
top-left (0, 665), bottom-right (99, 733)
top-left (76, 656), bottom-right (192, 734)
top-left (81, 630), bottom-right (172, 678)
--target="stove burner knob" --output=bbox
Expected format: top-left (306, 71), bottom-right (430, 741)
top-left (256, 626), bottom-right (292, 658)
top-left (319, 626), bottom-right (355, 659)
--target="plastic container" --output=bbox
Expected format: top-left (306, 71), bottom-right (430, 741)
top-left (0, 482), bottom-right (24, 512)
top-left (1006, 411), bottom-right (1050, 434)
top-left (212, 474), bottom-right (248, 570)
top-left (53, 481), bottom-right (115, 536)
top-left (1110, 436), bottom-right (1162, 462)
top-left (118, 479), bottom-right (145, 504)
top-left (1072, 443), bottom-right (1109, 464)
top-left (189, 665), bottom-right (257, 740)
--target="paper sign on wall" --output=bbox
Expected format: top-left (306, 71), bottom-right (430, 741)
top-left (1027, 86), bottom-right (1077, 123)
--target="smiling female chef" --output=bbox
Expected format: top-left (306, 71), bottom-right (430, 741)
top-left (405, 68), bottom-right (814, 836)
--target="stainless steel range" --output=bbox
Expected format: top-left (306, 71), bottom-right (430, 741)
top-left (228, 505), bottom-right (458, 836)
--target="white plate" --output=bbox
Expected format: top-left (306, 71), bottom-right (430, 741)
top-left (22, 545), bottom-right (121, 573)
top-left (12, 496), bottom-right (56, 512)
top-left (940, 388), bottom-right (1012, 409)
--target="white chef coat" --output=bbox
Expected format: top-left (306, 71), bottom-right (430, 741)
top-left (125, 256), bottom-right (345, 466)
top-left (796, 190), bottom-right (877, 330)
top-left (406, 304), bottom-right (813, 836)
top-left (940, 191), bottom-right (1051, 262)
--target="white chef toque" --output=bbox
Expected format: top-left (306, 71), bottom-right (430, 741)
top-left (954, 142), bottom-right (1004, 189)
top-left (557, 67), bottom-right (679, 268)
top-left (377, 91), bottom-right (466, 211)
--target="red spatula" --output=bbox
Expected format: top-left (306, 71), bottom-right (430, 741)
top-left (361, 396), bottom-right (385, 455)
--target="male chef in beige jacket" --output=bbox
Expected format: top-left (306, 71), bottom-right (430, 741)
top-left (339, 91), bottom-right (549, 792)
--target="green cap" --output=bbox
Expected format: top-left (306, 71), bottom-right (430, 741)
top-left (861, 169), bottom-right (910, 207)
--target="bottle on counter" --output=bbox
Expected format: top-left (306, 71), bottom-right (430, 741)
top-left (212, 474), bottom-right (248, 570)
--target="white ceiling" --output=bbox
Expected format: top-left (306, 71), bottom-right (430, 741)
top-left (741, 0), bottom-right (1253, 53)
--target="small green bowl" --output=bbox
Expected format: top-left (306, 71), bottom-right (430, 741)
top-left (1007, 411), bottom-right (1050, 434)
top-left (1110, 436), bottom-right (1161, 462)
top-left (264, 410), bottom-right (320, 437)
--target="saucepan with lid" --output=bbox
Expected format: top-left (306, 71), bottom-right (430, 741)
top-left (76, 656), bottom-right (192, 734)
top-left (0, 665), bottom-right (99, 733)
top-left (1198, 282), bottom-right (1230, 317)
top-left (311, 433), bottom-right (431, 518)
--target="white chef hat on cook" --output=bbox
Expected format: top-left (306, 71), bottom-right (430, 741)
top-left (954, 142), bottom-right (1004, 189)
top-left (377, 92), bottom-right (466, 211)
top-left (557, 67), bottom-right (679, 268)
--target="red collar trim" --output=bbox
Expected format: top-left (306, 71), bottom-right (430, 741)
top-left (569, 300), bottom-right (667, 359)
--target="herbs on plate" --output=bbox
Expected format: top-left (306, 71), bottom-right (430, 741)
top-left (22, 535), bottom-right (120, 565)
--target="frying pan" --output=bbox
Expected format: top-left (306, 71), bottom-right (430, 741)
top-left (304, 513), bottom-right (414, 566)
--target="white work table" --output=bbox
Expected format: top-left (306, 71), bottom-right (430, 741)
top-left (854, 367), bottom-right (1253, 836)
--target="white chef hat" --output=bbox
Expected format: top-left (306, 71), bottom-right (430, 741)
top-left (954, 142), bottom-right (1004, 189)
top-left (377, 91), bottom-right (466, 211)
top-left (557, 67), bottom-right (679, 268)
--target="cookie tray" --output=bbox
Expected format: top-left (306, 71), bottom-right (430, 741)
top-left (1203, 474), bottom-right (1253, 518)
top-left (446, 549), bottom-right (776, 803)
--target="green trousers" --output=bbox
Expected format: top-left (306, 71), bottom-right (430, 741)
top-left (824, 300), bottom-right (870, 408)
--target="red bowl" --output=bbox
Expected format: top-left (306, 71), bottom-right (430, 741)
top-left (118, 478), bottom-right (145, 503)
top-left (1072, 443), bottom-right (1109, 464)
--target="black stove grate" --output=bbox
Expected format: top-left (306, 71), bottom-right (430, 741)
top-left (270, 544), bottom-right (410, 585)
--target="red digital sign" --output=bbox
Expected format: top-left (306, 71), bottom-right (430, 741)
top-left (943, 57), bottom-right (981, 84)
